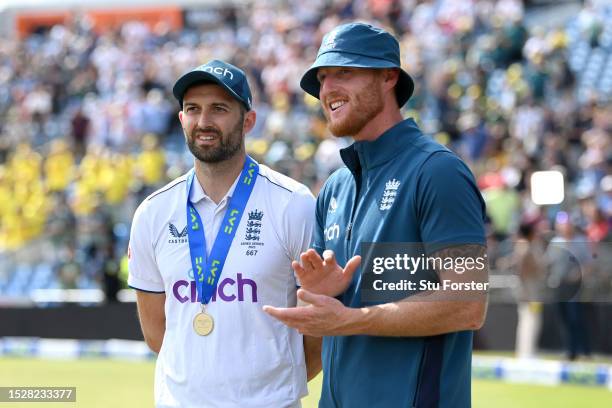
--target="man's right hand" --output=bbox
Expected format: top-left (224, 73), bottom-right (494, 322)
top-left (292, 249), bottom-right (361, 297)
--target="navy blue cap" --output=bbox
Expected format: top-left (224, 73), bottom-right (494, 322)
top-left (300, 22), bottom-right (414, 107)
top-left (173, 59), bottom-right (252, 110)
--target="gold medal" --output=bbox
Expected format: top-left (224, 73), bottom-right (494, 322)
top-left (193, 306), bottom-right (214, 336)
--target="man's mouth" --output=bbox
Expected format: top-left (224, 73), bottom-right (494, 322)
top-left (329, 99), bottom-right (348, 112)
top-left (197, 135), bottom-right (216, 141)
top-left (194, 129), bottom-right (221, 141)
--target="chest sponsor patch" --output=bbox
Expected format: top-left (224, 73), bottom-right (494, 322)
top-left (324, 223), bottom-right (340, 242)
top-left (173, 273), bottom-right (258, 303)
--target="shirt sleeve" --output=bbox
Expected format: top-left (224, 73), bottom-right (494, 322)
top-left (282, 185), bottom-right (316, 286)
top-left (284, 185), bottom-right (316, 260)
top-left (127, 200), bottom-right (165, 293)
top-left (415, 151), bottom-right (487, 255)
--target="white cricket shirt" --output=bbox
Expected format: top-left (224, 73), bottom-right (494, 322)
top-left (128, 164), bottom-right (315, 408)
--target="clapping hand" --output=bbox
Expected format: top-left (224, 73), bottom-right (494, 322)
top-left (292, 249), bottom-right (361, 297)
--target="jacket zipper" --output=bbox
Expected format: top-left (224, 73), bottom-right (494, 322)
top-left (345, 160), bottom-right (362, 249)
top-left (330, 155), bottom-right (362, 407)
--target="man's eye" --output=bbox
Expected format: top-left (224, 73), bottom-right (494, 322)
top-left (185, 106), bottom-right (198, 112)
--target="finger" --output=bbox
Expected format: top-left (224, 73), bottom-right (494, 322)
top-left (297, 288), bottom-right (327, 306)
top-left (263, 305), bottom-right (307, 323)
top-left (292, 260), bottom-right (306, 277)
top-left (343, 255), bottom-right (362, 280)
top-left (303, 249), bottom-right (324, 271)
top-left (262, 306), bottom-right (295, 324)
top-left (300, 251), bottom-right (317, 271)
top-left (264, 310), bottom-right (299, 329)
top-left (322, 250), bottom-right (337, 266)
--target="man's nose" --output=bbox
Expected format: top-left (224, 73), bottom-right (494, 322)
top-left (196, 111), bottom-right (213, 128)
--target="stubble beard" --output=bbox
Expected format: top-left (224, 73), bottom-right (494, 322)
top-left (186, 114), bottom-right (244, 164)
top-left (325, 77), bottom-right (385, 138)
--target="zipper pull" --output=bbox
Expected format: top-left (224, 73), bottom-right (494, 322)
top-left (346, 222), bottom-right (352, 240)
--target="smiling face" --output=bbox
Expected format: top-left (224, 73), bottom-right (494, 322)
top-left (178, 83), bottom-right (253, 164)
top-left (317, 67), bottom-right (385, 139)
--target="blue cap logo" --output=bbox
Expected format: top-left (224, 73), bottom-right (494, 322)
top-left (202, 65), bottom-right (234, 80)
top-left (322, 29), bottom-right (339, 50)
top-left (172, 59), bottom-right (252, 111)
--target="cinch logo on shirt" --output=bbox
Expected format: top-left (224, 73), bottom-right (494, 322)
top-left (172, 273), bottom-right (258, 303)
top-left (324, 223), bottom-right (340, 242)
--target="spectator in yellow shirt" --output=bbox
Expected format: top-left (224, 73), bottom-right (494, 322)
top-left (45, 139), bottom-right (75, 192)
top-left (136, 133), bottom-right (166, 188)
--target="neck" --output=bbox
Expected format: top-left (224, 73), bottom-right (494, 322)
top-left (194, 152), bottom-right (246, 204)
top-left (352, 98), bottom-right (404, 142)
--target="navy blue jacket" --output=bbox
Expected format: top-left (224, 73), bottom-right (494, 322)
top-left (313, 119), bottom-right (486, 408)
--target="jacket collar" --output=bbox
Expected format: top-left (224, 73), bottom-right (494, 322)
top-left (340, 118), bottom-right (422, 174)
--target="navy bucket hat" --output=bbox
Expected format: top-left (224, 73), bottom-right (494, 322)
top-left (173, 59), bottom-right (252, 111)
top-left (300, 22), bottom-right (414, 107)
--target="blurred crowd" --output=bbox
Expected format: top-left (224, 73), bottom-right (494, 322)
top-left (0, 0), bottom-right (610, 303)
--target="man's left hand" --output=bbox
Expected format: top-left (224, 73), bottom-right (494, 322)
top-left (263, 289), bottom-right (360, 337)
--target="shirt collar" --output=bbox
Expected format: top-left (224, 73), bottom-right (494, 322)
top-left (189, 170), bottom-right (241, 206)
top-left (340, 118), bottom-right (422, 173)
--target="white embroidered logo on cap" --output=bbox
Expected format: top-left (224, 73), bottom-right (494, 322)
top-left (203, 66), bottom-right (234, 79)
top-left (323, 29), bottom-right (339, 49)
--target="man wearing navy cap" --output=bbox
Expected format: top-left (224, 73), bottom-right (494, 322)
top-left (265, 23), bottom-right (488, 407)
top-left (128, 59), bottom-right (321, 407)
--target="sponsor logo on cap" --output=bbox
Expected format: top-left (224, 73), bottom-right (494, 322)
top-left (323, 29), bottom-right (339, 49)
top-left (203, 66), bottom-right (234, 79)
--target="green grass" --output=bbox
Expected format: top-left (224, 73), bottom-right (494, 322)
top-left (0, 357), bottom-right (153, 408)
top-left (1, 357), bottom-right (611, 407)
top-left (471, 380), bottom-right (612, 408)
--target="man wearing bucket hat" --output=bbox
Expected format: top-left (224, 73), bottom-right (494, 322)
top-left (128, 59), bottom-right (321, 407)
top-left (265, 23), bottom-right (488, 407)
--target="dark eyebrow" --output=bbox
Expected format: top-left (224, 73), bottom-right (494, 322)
top-left (211, 102), bottom-right (231, 109)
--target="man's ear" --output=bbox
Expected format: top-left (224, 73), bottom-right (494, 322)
top-left (178, 110), bottom-right (184, 127)
top-left (382, 68), bottom-right (400, 92)
top-left (243, 110), bottom-right (257, 134)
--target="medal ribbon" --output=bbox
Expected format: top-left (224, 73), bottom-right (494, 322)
top-left (186, 156), bottom-right (258, 306)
